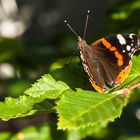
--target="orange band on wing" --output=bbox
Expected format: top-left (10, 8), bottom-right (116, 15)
top-left (114, 51), bottom-right (123, 66)
top-left (115, 62), bottom-right (131, 84)
top-left (110, 47), bottom-right (117, 51)
top-left (100, 38), bottom-right (123, 66)
top-left (89, 79), bottom-right (104, 93)
top-left (101, 38), bottom-right (111, 49)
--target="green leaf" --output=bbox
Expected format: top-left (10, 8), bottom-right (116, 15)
top-left (0, 74), bottom-right (70, 121)
top-left (49, 56), bottom-right (79, 72)
top-left (0, 96), bottom-right (39, 121)
top-left (56, 89), bottom-right (129, 130)
top-left (51, 63), bottom-right (92, 90)
top-left (25, 74), bottom-right (70, 99)
top-left (0, 95), bottom-right (56, 121)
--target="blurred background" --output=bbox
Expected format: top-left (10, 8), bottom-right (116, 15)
top-left (0, 0), bottom-right (140, 139)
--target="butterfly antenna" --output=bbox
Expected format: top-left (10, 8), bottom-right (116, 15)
top-left (64, 20), bottom-right (79, 37)
top-left (83, 10), bottom-right (90, 39)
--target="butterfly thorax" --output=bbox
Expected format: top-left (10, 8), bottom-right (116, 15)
top-left (78, 36), bottom-right (94, 60)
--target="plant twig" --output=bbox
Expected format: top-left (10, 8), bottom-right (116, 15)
top-left (112, 82), bottom-right (140, 96)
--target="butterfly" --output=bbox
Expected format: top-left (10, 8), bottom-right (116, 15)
top-left (65, 11), bottom-right (140, 93)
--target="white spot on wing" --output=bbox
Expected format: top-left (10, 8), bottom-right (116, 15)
top-left (122, 50), bottom-right (125, 53)
top-left (126, 45), bottom-right (131, 51)
top-left (117, 34), bottom-right (126, 45)
top-left (129, 33), bottom-right (135, 39)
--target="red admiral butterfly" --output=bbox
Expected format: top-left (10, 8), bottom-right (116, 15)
top-left (65, 10), bottom-right (140, 93)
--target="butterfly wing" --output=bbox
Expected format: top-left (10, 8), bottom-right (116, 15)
top-left (89, 34), bottom-right (140, 89)
top-left (78, 37), bottom-right (107, 92)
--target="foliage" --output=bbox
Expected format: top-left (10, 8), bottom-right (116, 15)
top-left (0, 56), bottom-right (140, 130)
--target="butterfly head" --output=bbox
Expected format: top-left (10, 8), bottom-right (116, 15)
top-left (78, 36), bottom-right (88, 50)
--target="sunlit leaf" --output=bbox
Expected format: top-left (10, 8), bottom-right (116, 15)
top-left (25, 74), bottom-right (70, 99)
top-left (0, 96), bottom-right (38, 121)
top-left (56, 89), bottom-right (129, 130)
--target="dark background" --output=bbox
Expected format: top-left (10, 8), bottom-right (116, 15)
top-left (17, 0), bottom-right (111, 44)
